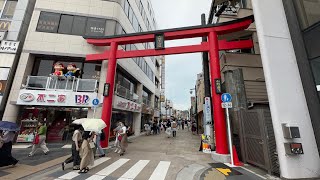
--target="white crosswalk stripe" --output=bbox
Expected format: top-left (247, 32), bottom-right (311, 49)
top-left (149, 161), bottom-right (171, 180)
top-left (86, 158), bottom-right (130, 179)
top-left (118, 160), bottom-right (150, 180)
top-left (56, 158), bottom-right (171, 180)
top-left (57, 157), bottom-right (110, 180)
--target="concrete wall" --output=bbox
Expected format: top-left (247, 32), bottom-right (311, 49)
top-left (252, 0), bottom-right (320, 178)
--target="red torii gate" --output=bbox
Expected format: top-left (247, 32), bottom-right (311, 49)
top-left (84, 15), bottom-right (254, 155)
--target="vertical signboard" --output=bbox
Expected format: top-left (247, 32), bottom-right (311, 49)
top-left (204, 97), bottom-right (212, 125)
top-left (0, 67), bottom-right (10, 106)
top-left (161, 57), bottom-right (165, 89)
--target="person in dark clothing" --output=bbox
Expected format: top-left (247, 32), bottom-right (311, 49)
top-left (0, 131), bottom-right (18, 167)
top-left (167, 120), bottom-right (171, 128)
top-left (62, 125), bottom-right (82, 170)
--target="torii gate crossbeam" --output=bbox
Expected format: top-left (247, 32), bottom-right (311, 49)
top-left (83, 15), bottom-right (254, 155)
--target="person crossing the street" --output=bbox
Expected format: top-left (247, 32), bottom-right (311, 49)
top-left (171, 119), bottom-right (177, 137)
top-left (62, 125), bottom-right (82, 170)
top-left (28, 122), bottom-right (49, 157)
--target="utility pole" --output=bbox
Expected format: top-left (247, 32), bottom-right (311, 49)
top-left (201, 13), bottom-right (215, 149)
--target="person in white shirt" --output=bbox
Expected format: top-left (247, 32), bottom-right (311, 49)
top-left (119, 122), bottom-right (128, 156)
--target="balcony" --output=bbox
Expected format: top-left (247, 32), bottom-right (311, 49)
top-left (115, 84), bottom-right (139, 103)
top-left (142, 97), bottom-right (152, 107)
top-left (25, 76), bottom-right (97, 92)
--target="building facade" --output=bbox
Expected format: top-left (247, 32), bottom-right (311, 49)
top-left (0, 0), bottom-right (36, 117)
top-left (2, 0), bottom-right (161, 143)
top-left (252, 0), bottom-right (320, 179)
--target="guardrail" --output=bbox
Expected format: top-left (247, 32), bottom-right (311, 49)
top-left (143, 97), bottom-right (152, 106)
top-left (25, 76), bottom-right (97, 92)
top-left (115, 84), bottom-right (140, 102)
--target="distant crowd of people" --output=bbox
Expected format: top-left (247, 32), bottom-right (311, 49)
top-left (144, 118), bottom-right (198, 138)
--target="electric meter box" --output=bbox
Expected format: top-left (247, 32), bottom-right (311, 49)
top-left (282, 123), bottom-right (300, 139)
top-left (284, 143), bottom-right (304, 155)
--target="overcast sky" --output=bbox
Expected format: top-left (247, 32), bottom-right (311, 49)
top-left (150, 0), bottom-right (212, 110)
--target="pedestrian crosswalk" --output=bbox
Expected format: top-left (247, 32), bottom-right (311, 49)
top-left (55, 157), bottom-right (171, 180)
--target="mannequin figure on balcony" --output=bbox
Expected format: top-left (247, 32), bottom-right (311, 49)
top-left (64, 63), bottom-right (80, 79)
top-left (51, 62), bottom-right (65, 77)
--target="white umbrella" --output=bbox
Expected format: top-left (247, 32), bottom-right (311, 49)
top-left (72, 118), bottom-right (88, 125)
top-left (81, 118), bottom-right (106, 132)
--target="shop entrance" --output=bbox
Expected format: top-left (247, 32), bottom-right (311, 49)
top-left (17, 107), bottom-right (88, 143)
top-left (84, 15), bottom-right (254, 154)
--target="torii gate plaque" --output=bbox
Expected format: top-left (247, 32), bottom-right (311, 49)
top-left (84, 15), bottom-right (254, 155)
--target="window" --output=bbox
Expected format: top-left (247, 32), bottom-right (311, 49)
top-left (72, 16), bottom-right (87, 35)
top-left (35, 60), bottom-right (54, 76)
top-left (58, 15), bottom-right (74, 34)
top-left (294, 0), bottom-right (320, 30)
top-left (82, 64), bottom-right (101, 80)
top-left (124, 0), bottom-right (130, 17)
top-left (0, 1), bottom-right (5, 14)
top-left (85, 17), bottom-right (106, 36)
top-left (132, 15), bottom-right (139, 32)
top-left (37, 12), bottom-right (60, 33)
top-left (1, 0), bottom-right (17, 19)
top-left (128, 6), bottom-right (134, 23)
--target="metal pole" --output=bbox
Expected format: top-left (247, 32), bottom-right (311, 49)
top-left (226, 107), bottom-right (234, 166)
top-left (195, 85), bottom-right (198, 134)
top-left (93, 107), bottom-right (96, 119)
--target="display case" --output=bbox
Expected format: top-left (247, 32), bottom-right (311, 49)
top-left (17, 119), bottom-right (38, 142)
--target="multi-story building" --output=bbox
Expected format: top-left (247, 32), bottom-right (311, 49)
top-left (251, 0), bottom-right (320, 179)
top-left (0, 0), bottom-right (36, 117)
top-left (2, 0), bottom-right (160, 143)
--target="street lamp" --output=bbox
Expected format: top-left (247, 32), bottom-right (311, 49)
top-left (190, 86), bottom-right (198, 134)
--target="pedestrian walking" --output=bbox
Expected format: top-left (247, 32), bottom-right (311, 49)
top-left (78, 131), bottom-right (95, 173)
top-left (171, 119), bottom-right (177, 137)
top-left (163, 121), bottom-right (167, 131)
top-left (187, 121), bottom-right (191, 131)
top-left (119, 122), bottom-right (128, 156)
top-left (0, 130), bottom-right (19, 167)
top-left (182, 120), bottom-right (185, 130)
top-left (113, 122), bottom-right (121, 153)
top-left (94, 130), bottom-right (106, 157)
top-left (62, 125), bottom-right (82, 170)
top-left (192, 121), bottom-right (197, 135)
top-left (177, 120), bottom-right (182, 130)
top-left (28, 122), bottom-right (49, 157)
top-left (144, 123), bottom-right (151, 136)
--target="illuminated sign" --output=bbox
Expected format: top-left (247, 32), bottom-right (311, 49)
top-left (0, 20), bottom-right (11, 31)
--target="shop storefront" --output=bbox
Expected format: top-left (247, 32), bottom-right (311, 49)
top-left (111, 95), bottom-right (142, 139)
top-left (141, 104), bottom-right (154, 132)
top-left (16, 89), bottom-right (98, 142)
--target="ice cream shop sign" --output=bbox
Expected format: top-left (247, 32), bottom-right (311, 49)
top-left (16, 90), bottom-right (97, 107)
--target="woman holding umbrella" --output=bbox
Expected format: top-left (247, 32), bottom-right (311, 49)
top-left (0, 121), bottom-right (19, 167)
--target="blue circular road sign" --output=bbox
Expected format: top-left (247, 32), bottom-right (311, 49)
top-left (92, 98), bottom-right (100, 106)
top-left (221, 93), bottom-right (232, 102)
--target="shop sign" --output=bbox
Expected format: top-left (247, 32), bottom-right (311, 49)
top-left (0, 20), bottom-right (11, 31)
top-left (20, 93), bottom-right (35, 102)
top-left (0, 80), bottom-right (7, 95)
top-left (17, 89), bottom-right (97, 107)
top-left (216, 5), bottom-right (240, 16)
top-left (0, 40), bottom-right (20, 53)
top-left (113, 95), bottom-right (141, 113)
top-left (0, 31), bottom-right (7, 41)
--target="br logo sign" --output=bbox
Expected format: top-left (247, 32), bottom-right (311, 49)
top-left (75, 95), bottom-right (89, 105)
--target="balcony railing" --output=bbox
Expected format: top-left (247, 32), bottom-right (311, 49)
top-left (115, 84), bottom-right (139, 102)
top-left (25, 76), bottom-right (97, 92)
top-left (143, 97), bottom-right (151, 107)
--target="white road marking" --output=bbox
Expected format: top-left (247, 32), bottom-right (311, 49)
top-left (62, 144), bottom-right (72, 149)
top-left (118, 160), bottom-right (150, 179)
top-left (12, 144), bottom-right (32, 149)
top-left (149, 161), bottom-right (171, 180)
top-left (95, 158), bottom-right (130, 176)
top-left (58, 157), bottom-right (110, 180)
